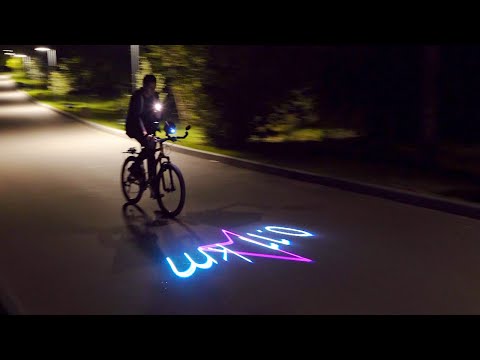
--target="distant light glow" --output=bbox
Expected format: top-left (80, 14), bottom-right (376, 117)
top-left (2, 49), bottom-right (13, 52)
top-left (13, 54), bottom-right (27, 58)
top-left (34, 47), bottom-right (51, 52)
top-left (5, 53), bottom-right (15, 56)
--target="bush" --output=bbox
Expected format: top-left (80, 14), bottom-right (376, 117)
top-left (26, 58), bottom-right (46, 83)
top-left (48, 70), bottom-right (72, 96)
top-left (255, 88), bottom-right (320, 138)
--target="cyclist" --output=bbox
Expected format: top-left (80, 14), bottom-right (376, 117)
top-left (125, 74), bottom-right (161, 193)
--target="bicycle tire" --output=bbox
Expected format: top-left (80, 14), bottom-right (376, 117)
top-left (156, 162), bottom-right (186, 217)
top-left (121, 156), bottom-right (146, 204)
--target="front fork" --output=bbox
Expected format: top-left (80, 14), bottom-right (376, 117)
top-left (157, 158), bottom-right (176, 193)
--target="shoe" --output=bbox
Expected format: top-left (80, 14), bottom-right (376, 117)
top-left (148, 178), bottom-right (159, 198)
top-left (148, 178), bottom-right (164, 199)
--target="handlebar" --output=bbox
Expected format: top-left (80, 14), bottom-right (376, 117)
top-left (153, 124), bottom-right (191, 144)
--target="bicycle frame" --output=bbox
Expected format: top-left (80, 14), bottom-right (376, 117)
top-left (155, 141), bottom-right (170, 167)
top-left (121, 124), bottom-right (190, 214)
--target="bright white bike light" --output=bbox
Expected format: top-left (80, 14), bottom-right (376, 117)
top-left (154, 103), bottom-right (162, 111)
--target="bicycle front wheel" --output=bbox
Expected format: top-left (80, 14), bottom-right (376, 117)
top-left (156, 163), bottom-right (186, 217)
top-left (121, 156), bottom-right (146, 204)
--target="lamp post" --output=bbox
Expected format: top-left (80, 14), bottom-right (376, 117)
top-left (130, 45), bottom-right (139, 94)
top-left (35, 46), bottom-right (57, 90)
top-left (3, 51), bottom-right (16, 68)
top-left (35, 47), bottom-right (57, 75)
top-left (2, 49), bottom-right (14, 58)
top-left (35, 47), bottom-right (57, 67)
top-left (13, 54), bottom-right (29, 72)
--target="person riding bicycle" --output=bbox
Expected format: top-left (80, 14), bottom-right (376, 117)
top-left (125, 74), bottom-right (162, 187)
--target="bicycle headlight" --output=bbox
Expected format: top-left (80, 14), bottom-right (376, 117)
top-left (164, 121), bottom-right (176, 135)
top-left (154, 102), bottom-right (162, 112)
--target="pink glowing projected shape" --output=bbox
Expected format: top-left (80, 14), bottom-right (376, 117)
top-left (198, 229), bottom-right (313, 263)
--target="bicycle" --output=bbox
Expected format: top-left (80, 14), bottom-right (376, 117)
top-left (121, 122), bottom-right (191, 218)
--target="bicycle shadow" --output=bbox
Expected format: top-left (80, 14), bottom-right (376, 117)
top-left (114, 203), bottom-right (209, 273)
top-left (100, 204), bottom-right (167, 274)
top-left (183, 203), bottom-right (264, 228)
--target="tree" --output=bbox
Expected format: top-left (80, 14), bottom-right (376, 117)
top-left (48, 64), bottom-right (73, 96)
top-left (26, 58), bottom-right (46, 83)
top-left (145, 45), bottom-right (211, 127)
top-left (135, 56), bottom-right (164, 94)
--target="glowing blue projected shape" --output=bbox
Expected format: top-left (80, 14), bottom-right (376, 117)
top-left (166, 248), bottom-right (218, 278)
top-left (264, 226), bottom-right (314, 237)
top-left (246, 232), bottom-right (291, 246)
top-left (166, 225), bottom-right (314, 278)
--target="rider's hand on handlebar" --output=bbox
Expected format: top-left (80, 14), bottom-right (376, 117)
top-left (144, 133), bottom-right (156, 148)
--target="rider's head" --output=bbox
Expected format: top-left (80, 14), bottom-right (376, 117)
top-left (142, 74), bottom-right (156, 97)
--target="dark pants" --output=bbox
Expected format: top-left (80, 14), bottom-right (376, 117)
top-left (134, 135), bottom-right (156, 181)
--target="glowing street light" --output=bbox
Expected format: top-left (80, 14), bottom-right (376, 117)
top-left (12, 54), bottom-right (31, 71)
top-left (35, 46), bottom-right (57, 67)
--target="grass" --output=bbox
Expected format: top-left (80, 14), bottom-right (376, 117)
top-left (23, 87), bottom-right (126, 122)
top-left (250, 128), bottom-right (360, 143)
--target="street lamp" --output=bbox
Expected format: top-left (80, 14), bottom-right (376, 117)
top-left (13, 54), bottom-right (29, 72)
top-left (34, 47), bottom-right (57, 67)
top-left (130, 45), bottom-right (139, 94)
top-left (35, 47), bottom-right (57, 89)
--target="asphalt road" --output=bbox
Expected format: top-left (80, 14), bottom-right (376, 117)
top-left (1, 74), bottom-right (479, 315)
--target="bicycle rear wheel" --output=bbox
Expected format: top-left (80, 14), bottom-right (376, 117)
top-left (121, 156), bottom-right (146, 204)
top-left (156, 163), bottom-right (186, 217)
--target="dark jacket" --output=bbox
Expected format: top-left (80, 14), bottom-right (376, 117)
top-left (126, 89), bottom-right (160, 138)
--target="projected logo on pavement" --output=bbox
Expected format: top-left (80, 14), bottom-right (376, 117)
top-left (166, 226), bottom-right (314, 278)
